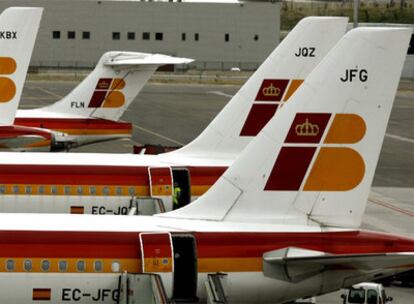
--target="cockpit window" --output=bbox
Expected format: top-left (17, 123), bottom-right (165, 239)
top-left (348, 288), bottom-right (365, 303)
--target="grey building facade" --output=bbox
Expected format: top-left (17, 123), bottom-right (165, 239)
top-left (0, 0), bottom-right (281, 70)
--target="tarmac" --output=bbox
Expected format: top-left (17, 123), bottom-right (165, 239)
top-left (20, 77), bottom-right (414, 303)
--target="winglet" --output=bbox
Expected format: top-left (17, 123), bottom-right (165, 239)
top-left (0, 7), bottom-right (43, 125)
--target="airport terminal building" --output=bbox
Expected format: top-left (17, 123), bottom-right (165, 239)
top-left (0, 0), bottom-right (281, 70)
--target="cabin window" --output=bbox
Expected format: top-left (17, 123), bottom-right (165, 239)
top-left (112, 32), bottom-right (120, 40)
top-left (24, 259), bottom-right (32, 271)
top-left (64, 186), bottom-right (71, 195)
top-left (90, 186), bottom-right (97, 195)
top-left (25, 186), bottom-right (32, 194)
top-left (6, 259), bottom-right (14, 271)
top-left (77, 260), bottom-right (86, 272)
top-left (254, 34), bottom-right (259, 41)
top-left (127, 32), bottom-right (135, 40)
top-left (52, 31), bottom-right (60, 39)
top-left (38, 185), bottom-right (45, 194)
top-left (51, 186), bottom-right (57, 195)
top-left (111, 261), bottom-right (120, 272)
top-left (12, 185), bottom-right (19, 194)
top-left (194, 33), bottom-right (199, 41)
top-left (41, 260), bottom-right (50, 272)
top-left (103, 186), bottom-right (110, 195)
top-left (0, 185), bottom-right (5, 194)
top-left (181, 33), bottom-right (186, 41)
top-left (128, 187), bottom-right (136, 196)
top-left (77, 186), bottom-right (83, 195)
top-left (94, 260), bottom-right (103, 272)
top-left (59, 260), bottom-right (68, 272)
top-left (67, 31), bottom-right (76, 39)
top-left (225, 33), bottom-right (230, 42)
top-left (116, 187), bottom-right (122, 195)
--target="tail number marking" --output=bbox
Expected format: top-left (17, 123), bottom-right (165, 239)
top-left (340, 68), bottom-right (368, 82)
top-left (62, 288), bottom-right (119, 302)
top-left (294, 47), bottom-right (315, 57)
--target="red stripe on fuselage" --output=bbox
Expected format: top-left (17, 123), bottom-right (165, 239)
top-left (15, 118), bottom-right (132, 131)
top-left (0, 164), bottom-right (226, 186)
top-left (0, 230), bottom-right (413, 259)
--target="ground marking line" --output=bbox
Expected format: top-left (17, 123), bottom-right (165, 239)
top-left (368, 196), bottom-right (414, 217)
top-left (133, 124), bottom-right (184, 146)
top-left (34, 86), bottom-right (64, 99)
top-left (206, 91), bottom-right (234, 98)
top-left (385, 133), bottom-right (414, 144)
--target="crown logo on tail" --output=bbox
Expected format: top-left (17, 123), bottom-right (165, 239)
top-left (262, 83), bottom-right (281, 97)
top-left (295, 119), bottom-right (319, 136)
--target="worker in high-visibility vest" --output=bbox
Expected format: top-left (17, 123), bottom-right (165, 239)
top-left (173, 182), bottom-right (182, 207)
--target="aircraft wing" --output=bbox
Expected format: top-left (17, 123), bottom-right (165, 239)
top-left (263, 247), bottom-right (414, 283)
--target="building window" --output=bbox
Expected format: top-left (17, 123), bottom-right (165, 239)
top-left (24, 259), bottom-right (32, 271)
top-left (225, 33), bottom-right (230, 42)
top-left (155, 32), bottom-right (163, 41)
top-left (52, 31), bottom-right (60, 39)
top-left (112, 32), bottom-right (121, 40)
top-left (127, 32), bottom-right (135, 40)
top-left (0, 185), bottom-right (5, 194)
top-left (6, 259), bottom-right (14, 271)
top-left (67, 31), bottom-right (76, 39)
top-left (142, 32), bottom-right (150, 40)
top-left (94, 260), bottom-right (103, 272)
top-left (41, 260), bottom-right (50, 272)
top-left (59, 260), bottom-right (68, 272)
top-left (194, 33), bottom-right (199, 41)
top-left (82, 31), bottom-right (90, 40)
top-left (181, 33), bottom-right (186, 41)
top-left (77, 260), bottom-right (86, 272)
top-left (254, 34), bottom-right (259, 41)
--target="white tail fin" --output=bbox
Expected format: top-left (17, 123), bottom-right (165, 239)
top-left (161, 27), bottom-right (412, 229)
top-left (173, 17), bottom-right (348, 157)
top-left (0, 7), bottom-right (42, 125)
top-left (41, 51), bottom-right (192, 121)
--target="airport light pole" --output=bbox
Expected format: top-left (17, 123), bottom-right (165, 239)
top-left (353, 0), bottom-right (359, 28)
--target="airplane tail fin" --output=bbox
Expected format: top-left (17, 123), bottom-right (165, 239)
top-left (42, 51), bottom-right (193, 121)
top-left (0, 7), bottom-right (42, 125)
top-left (172, 17), bottom-right (348, 157)
top-left (161, 27), bottom-right (412, 229)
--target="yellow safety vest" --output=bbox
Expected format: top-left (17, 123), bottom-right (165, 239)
top-left (173, 186), bottom-right (181, 205)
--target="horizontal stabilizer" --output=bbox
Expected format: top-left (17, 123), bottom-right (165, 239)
top-left (263, 247), bottom-right (414, 283)
top-left (103, 52), bottom-right (193, 67)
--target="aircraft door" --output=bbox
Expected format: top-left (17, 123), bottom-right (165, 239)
top-left (171, 234), bottom-right (198, 301)
top-left (172, 168), bottom-right (191, 210)
top-left (139, 232), bottom-right (174, 297)
top-left (148, 167), bottom-right (173, 211)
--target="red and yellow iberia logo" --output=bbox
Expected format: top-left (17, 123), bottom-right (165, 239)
top-left (265, 113), bottom-right (366, 191)
top-left (240, 79), bottom-right (304, 136)
top-left (0, 57), bottom-right (16, 103)
top-left (88, 78), bottom-right (126, 108)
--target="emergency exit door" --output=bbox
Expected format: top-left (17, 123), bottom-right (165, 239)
top-left (148, 167), bottom-right (173, 211)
